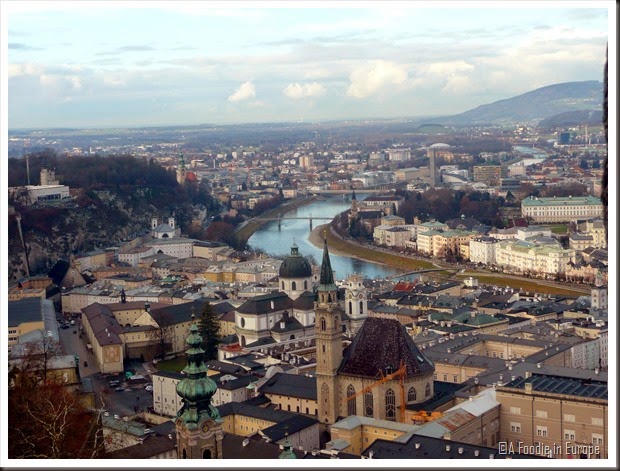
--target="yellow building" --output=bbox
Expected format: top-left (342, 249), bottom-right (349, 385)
top-left (8, 298), bottom-right (50, 353)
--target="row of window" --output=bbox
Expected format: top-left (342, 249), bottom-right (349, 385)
top-left (345, 384), bottom-right (431, 419)
top-left (509, 408), bottom-right (604, 426)
top-left (510, 422), bottom-right (605, 445)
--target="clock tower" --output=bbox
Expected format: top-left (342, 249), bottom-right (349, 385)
top-left (175, 317), bottom-right (223, 459)
top-left (344, 273), bottom-right (367, 335)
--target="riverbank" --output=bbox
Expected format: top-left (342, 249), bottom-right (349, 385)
top-left (235, 196), bottom-right (319, 245)
top-left (309, 223), bottom-right (590, 297)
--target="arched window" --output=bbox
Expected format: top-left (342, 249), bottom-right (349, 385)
top-left (407, 387), bottom-right (417, 403)
top-left (320, 318), bottom-right (326, 331)
top-left (290, 334), bottom-right (295, 340)
top-left (385, 389), bottom-right (396, 421)
top-left (349, 301), bottom-right (353, 314)
top-left (364, 391), bottom-right (373, 417)
top-left (241, 335), bottom-right (246, 347)
top-left (203, 449), bottom-right (211, 459)
top-left (346, 384), bottom-right (357, 416)
top-left (304, 280), bottom-right (308, 290)
top-left (282, 281), bottom-right (285, 289)
top-left (240, 317), bottom-right (245, 328)
top-left (360, 301), bottom-right (364, 314)
top-left (292, 281), bottom-right (297, 291)
top-left (425, 382), bottom-right (431, 398)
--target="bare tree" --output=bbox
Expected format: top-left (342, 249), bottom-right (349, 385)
top-left (147, 311), bottom-right (175, 359)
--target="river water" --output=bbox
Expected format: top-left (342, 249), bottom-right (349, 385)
top-left (247, 194), bottom-right (405, 280)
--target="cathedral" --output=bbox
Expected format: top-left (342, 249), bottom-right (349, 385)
top-left (314, 237), bottom-right (436, 424)
top-left (232, 242), bottom-right (368, 347)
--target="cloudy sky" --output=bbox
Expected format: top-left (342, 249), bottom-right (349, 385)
top-left (4, 1), bottom-right (612, 129)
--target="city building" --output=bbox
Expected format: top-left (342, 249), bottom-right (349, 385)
top-left (494, 240), bottom-right (575, 275)
top-left (521, 196), bottom-right (603, 223)
top-left (496, 373), bottom-right (607, 459)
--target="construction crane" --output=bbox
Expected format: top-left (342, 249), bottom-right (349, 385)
top-left (345, 360), bottom-right (407, 423)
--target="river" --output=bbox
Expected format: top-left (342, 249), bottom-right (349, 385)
top-left (247, 194), bottom-right (406, 280)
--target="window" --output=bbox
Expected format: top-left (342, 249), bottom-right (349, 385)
top-left (385, 389), bottom-right (396, 421)
top-left (240, 317), bottom-right (245, 328)
top-left (536, 410), bottom-right (548, 418)
top-left (510, 422), bottom-right (521, 433)
top-left (564, 430), bottom-right (576, 441)
top-left (349, 301), bottom-right (353, 314)
top-left (510, 406), bottom-right (521, 415)
top-left (281, 281), bottom-right (285, 289)
top-left (321, 318), bottom-right (326, 331)
top-left (425, 383), bottom-right (431, 398)
top-left (433, 373), bottom-right (437, 380)
top-left (292, 281), bottom-right (297, 291)
top-left (536, 426), bottom-right (548, 437)
top-left (453, 375), bottom-right (458, 383)
top-left (592, 434), bottom-right (603, 445)
top-left (364, 391), bottom-right (373, 417)
top-left (564, 414), bottom-right (575, 422)
top-left (443, 374), bottom-right (448, 382)
top-left (407, 387), bottom-right (417, 403)
top-left (304, 280), bottom-right (308, 290)
top-left (347, 384), bottom-right (357, 416)
top-left (359, 301), bottom-right (364, 314)
top-left (592, 417), bottom-right (604, 426)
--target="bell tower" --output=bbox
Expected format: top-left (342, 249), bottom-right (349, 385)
top-left (344, 273), bottom-right (367, 335)
top-left (175, 317), bottom-right (223, 459)
top-left (315, 236), bottom-right (343, 424)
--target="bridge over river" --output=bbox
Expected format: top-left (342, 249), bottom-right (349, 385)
top-left (252, 214), bottom-right (334, 230)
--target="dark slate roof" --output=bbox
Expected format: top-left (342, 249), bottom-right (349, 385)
top-left (47, 259), bottom-right (70, 286)
top-left (222, 434), bottom-right (304, 459)
top-left (212, 301), bottom-right (235, 314)
top-left (245, 336), bottom-right (277, 348)
top-left (279, 243), bottom-right (312, 279)
top-left (260, 414), bottom-right (318, 443)
top-left (339, 317), bottom-right (434, 378)
top-left (218, 401), bottom-right (304, 423)
top-left (153, 371), bottom-right (184, 380)
top-left (363, 434), bottom-right (536, 459)
top-left (149, 297), bottom-right (214, 325)
top-left (292, 291), bottom-right (317, 310)
top-left (258, 372), bottom-right (317, 400)
top-left (217, 375), bottom-right (256, 391)
top-left (8, 298), bottom-right (43, 327)
top-left (237, 291), bottom-right (292, 315)
top-left (206, 360), bottom-right (246, 375)
top-left (501, 374), bottom-right (608, 400)
top-left (271, 312), bottom-right (305, 333)
top-left (104, 433), bottom-right (177, 459)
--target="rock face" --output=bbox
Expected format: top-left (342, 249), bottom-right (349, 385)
top-left (7, 201), bottom-right (156, 281)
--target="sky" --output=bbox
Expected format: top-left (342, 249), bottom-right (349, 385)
top-left (2, 0), bottom-right (614, 129)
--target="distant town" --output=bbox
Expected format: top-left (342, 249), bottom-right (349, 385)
top-left (7, 119), bottom-right (608, 461)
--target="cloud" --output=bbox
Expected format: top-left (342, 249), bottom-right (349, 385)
top-left (283, 82), bottom-right (326, 99)
top-left (346, 61), bottom-right (408, 99)
top-left (228, 81), bottom-right (256, 102)
top-left (9, 43), bottom-right (43, 51)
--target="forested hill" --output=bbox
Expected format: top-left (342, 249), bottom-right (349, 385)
top-left (7, 151), bottom-right (216, 280)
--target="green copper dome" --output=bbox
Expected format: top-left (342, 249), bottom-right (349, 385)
top-left (279, 436), bottom-right (297, 459)
top-left (176, 322), bottom-right (221, 427)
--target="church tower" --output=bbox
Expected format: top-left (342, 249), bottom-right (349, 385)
top-left (177, 154), bottom-right (187, 185)
top-left (344, 274), bottom-right (367, 335)
top-left (175, 317), bottom-right (223, 459)
top-left (348, 189), bottom-right (359, 226)
top-left (315, 236), bottom-right (344, 424)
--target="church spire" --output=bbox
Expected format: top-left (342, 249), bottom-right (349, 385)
top-left (318, 233), bottom-right (336, 290)
top-left (176, 317), bottom-right (221, 428)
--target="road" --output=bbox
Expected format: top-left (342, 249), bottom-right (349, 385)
top-left (58, 318), bottom-right (157, 418)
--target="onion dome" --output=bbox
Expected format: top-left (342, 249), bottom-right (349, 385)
top-left (279, 242), bottom-right (312, 278)
top-left (279, 434), bottom-right (297, 459)
top-left (176, 321), bottom-right (221, 428)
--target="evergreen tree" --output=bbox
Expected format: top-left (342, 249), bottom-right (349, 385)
top-left (198, 302), bottom-right (221, 362)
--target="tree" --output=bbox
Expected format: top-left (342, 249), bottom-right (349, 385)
top-left (198, 302), bottom-right (221, 362)
top-left (147, 310), bottom-right (175, 360)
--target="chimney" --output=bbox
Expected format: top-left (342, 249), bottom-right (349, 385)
top-left (525, 382), bottom-right (533, 395)
top-left (415, 442), bottom-right (420, 449)
top-left (369, 451), bottom-right (374, 459)
top-left (595, 367), bottom-right (600, 375)
top-left (168, 434), bottom-right (172, 440)
top-left (489, 453), bottom-right (495, 459)
top-left (445, 444), bottom-right (451, 452)
top-left (536, 362), bottom-right (541, 368)
top-left (474, 450), bottom-right (480, 457)
top-left (458, 447), bottom-right (464, 455)
top-left (242, 438), bottom-right (250, 447)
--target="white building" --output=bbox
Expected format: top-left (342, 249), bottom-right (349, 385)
top-left (521, 196), bottom-right (603, 223)
top-left (494, 240), bottom-right (575, 275)
top-left (469, 237), bottom-right (499, 265)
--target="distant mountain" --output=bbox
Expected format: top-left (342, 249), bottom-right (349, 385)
top-left (538, 109), bottom-right (603, 128)
top-left (435, 81), bottom-right (603, 127)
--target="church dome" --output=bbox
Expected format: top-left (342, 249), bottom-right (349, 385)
top-left (279, 243), bottom-right (312, 278)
